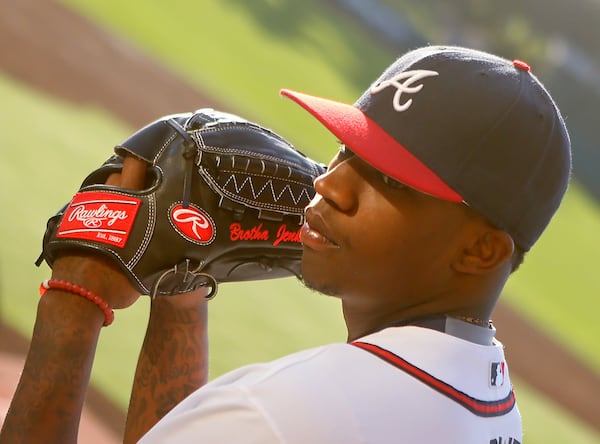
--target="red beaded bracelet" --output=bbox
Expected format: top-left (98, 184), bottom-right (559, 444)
top-left (39, 279), bottom-right (115, 326)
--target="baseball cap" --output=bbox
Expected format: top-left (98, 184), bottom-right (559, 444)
top-left (280, 45), bottom-right (571, 251)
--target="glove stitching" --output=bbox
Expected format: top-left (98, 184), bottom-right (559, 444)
top-left (219, 169), bottom-right (314, 189)
top-left (190, 128), bottom-right (314, 173)
top-left (198, 123), bottom-right (287, 142)
top-left (128, 194), bottom-right (156, 269)
top-left (194, 130), bottom-right (207, 149)
top-left (219, 172), bottom-right (313, 207)
top-left (200, 170), bottom-right (307, 214)
top-left (153, 132), bottom-right (178, 163)
top-left (197, 146), bottom-right (314, 173)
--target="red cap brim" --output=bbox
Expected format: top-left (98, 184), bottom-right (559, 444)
top-left (280, 88), bottom-right (462, 203)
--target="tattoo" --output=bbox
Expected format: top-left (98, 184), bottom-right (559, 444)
top-left (124, 296), bottom-right (208, 444)
top-left (0, 288), bottom-right (103, 444)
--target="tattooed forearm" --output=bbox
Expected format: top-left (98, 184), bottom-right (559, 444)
top-left (124, 292), bottom-right (209, 444)
top-left (0, 254), bottom-right (141, 444)
top-left (0, 290), bottom-right (103, 444)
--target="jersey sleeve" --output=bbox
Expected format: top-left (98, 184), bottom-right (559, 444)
top-left (137, 384), bottom-right (283, 443)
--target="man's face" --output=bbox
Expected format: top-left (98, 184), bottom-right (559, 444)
top-left (300, 145), bottom-right (478, 314)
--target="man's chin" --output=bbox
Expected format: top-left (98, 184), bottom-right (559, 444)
top-left (300, 257), bottom-right (343, 297)
top-left (301, 276), bottom-right (340, 297)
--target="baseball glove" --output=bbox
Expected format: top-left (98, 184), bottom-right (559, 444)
top-left (36, 108), bottom-right (325, 298)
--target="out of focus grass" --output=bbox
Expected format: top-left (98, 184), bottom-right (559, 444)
top-left (60, 0), bottom-right (392, 160)
top-left (504, 181), bottom-right (600, 370)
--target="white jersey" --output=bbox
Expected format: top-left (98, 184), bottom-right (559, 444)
top-left (140, 323), bottom-right (522, 443)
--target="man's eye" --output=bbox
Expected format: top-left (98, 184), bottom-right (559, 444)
top-left (381, 174), bottom-right (407, 190)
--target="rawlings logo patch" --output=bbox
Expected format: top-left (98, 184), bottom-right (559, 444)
top-left (57, 191), bottom-right (141, 248)
top-left (170, 203), bottom-right (216, 245)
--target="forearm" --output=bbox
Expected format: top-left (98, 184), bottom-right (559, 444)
top-left (0, 254), bottom-right (140, 444)
top-left (0, 290), bottom-right (103, 444)
top-left (124, 291), bottom-right (209, 444)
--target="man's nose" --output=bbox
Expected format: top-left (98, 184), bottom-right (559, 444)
top-left (313, 160), bottom-right (360, 213)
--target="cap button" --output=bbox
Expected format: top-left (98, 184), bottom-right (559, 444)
top-left (513, 59), bottom-right (531, 72)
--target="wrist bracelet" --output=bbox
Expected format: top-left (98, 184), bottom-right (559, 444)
top-left (40, 279), bottom-right (115, 326)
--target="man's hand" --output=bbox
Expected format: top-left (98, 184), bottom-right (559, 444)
top-left (49, 156), bottom-right (148, 310)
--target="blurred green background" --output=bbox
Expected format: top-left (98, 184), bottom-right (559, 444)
top-left (0, 0), bottom-right (598, 442)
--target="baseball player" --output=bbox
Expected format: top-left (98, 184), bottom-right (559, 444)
top-left (0, 46), bottom-right (570, 444)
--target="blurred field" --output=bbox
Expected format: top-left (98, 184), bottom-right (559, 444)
top-left (1, 1), bottom-right (598, 441)
top-left (504, 182), bottom-right (600, 370)
top-left (58, 0), bottom-right (391, 158)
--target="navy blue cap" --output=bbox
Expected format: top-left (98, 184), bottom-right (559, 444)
top-left (281, 46), bottom-right (572, 250)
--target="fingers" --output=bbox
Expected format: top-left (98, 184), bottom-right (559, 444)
top-left (105, 156), bottom-right (148, 189)
top-left (105, 172), bottom-right (121, 186)
top-left (120, 156), bottom-right (147, 190)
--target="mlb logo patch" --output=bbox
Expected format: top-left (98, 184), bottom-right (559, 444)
top-left (490, 361), bottom-right (506, 387)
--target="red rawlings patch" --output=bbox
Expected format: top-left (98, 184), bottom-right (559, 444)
top-left (170, 203), bottom-right (216, 245)
top-left (56, 191), bottom-right (142, 248)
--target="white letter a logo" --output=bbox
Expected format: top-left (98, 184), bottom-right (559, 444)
top-left (371, 70), bottom-right (439, 112)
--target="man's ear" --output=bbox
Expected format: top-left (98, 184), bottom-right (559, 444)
top-left (452, 229), bottom-right (515, 275)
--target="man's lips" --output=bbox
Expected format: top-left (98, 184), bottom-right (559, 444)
top-left (301, 211), bottom-right (340, 251)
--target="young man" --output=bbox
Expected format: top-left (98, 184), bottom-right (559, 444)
top-left (0, 46), bottom-right (570, 443)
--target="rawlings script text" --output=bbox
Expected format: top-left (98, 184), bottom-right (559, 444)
top-left (68, 204), bottom-right (128, 228)
top-left (56, 191), bottom-right (141, 249)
